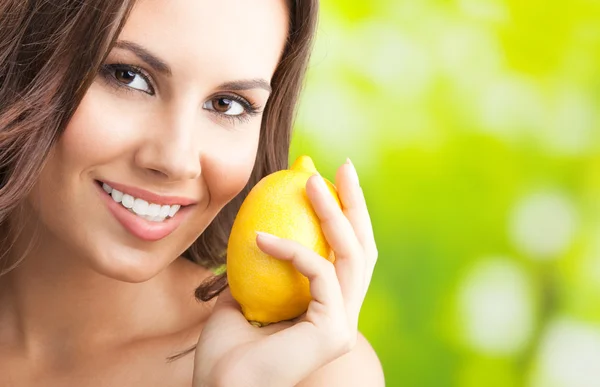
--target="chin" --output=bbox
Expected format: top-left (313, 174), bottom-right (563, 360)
top-left (83, 242), bottom-right (172, 283)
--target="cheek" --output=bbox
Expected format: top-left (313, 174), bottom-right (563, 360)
top-left (201, 140), bottom-right (259, 209)
top-left (29, 87), bottom-right (121, 215)
top-left (60, 85), bottom-right (137, 167)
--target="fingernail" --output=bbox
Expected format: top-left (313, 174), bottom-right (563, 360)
top-left (256, 231), bottom-right (279, 240)
top-left (313, 173), bottom-right (328, 192)
top-left (346, 158), bottom-right (360, 185)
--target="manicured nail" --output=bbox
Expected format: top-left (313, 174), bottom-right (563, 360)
top-left (346, 158), bottom-right (360, 185)
top-left (256, 231), bottom-right (279, 240)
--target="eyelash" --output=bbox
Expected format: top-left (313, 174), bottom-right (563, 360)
top-left (98, 63), bottom-right (262, 124)
top-left (100, 63), bottom-right (155, 94)
top-left (209, 94), bottom-right (262, 125)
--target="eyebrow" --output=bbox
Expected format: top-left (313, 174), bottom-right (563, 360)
top-left (217, 79), bottom-right (272, 93)
top-left (114, 40), bottom-right (172, 76)
top-left (113, 40), bottom-right (272, 93)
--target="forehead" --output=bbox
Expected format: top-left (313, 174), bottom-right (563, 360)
top-left (118, 0), bottom-right (289, 82)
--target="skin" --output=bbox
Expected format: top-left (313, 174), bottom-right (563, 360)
top-left (0, 0), bottom-right (384, 386)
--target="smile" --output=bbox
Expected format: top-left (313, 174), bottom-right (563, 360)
top-left (94, 179), bottom-right (197, 242)
top-left (102, 182), bottom-right (181, 223)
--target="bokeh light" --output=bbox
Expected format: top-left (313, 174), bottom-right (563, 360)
top-left (458, 258), bottom-right (535, 355)
top-left (290, 0), bottom-right (600, 385)
top-left (509, 191), bottom-right (578, 260)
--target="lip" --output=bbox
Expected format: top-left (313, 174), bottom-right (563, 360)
top-left (95, 181), bottom-right (195, 241)
top-left (98, 179), bottom-right (197, 206)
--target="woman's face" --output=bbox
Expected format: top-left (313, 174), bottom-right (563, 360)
top-left (25, 0), bottom-right (288, 282)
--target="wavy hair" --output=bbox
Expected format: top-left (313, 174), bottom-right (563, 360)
top-left (0, 0), bottom-right (319, 360)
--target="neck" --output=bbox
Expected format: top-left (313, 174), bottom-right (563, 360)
top-left (0, 220), bottom-right (189, 361)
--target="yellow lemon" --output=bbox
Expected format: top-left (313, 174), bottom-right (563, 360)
top-left (227, 155), bottom-right (341, 326)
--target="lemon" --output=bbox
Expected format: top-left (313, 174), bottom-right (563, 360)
top-left (226, 155), bottom-right (341, 326)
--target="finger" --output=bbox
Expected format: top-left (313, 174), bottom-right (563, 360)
top-left (255, 231), bottom-right (344, 312)
top-left (245, 233), bottom-right (356, 385)
top-left (211, 286), bottom-right (248, 324)
top-left (336, 159), bottom-right (378, 302)
top-left (245, 321), bottom-right (354, 386)
top-left (212, 285), bottom-right (237, 310)
top-left (306, 174), bottom-right (362, 263)
top-left (257, 319), bottom-right (294, 336)
top-left (335, 159), bottom-right (377, 262)
top-left (306, 173), bottom-right (365, 325)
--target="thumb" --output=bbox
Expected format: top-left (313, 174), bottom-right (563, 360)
top-left (213, 286), bottom-right (238, 309)
top-left (211, 286), bottom-right (247, 323)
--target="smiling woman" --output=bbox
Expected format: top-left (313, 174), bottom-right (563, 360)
top-left (0, 0), bottom-right (383, 386)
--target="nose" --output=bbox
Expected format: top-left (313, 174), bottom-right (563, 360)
top-left (134, 104), bottom-right (201, 181)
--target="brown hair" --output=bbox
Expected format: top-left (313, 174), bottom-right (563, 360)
top-left (0, 0), bottom-right (319, 359)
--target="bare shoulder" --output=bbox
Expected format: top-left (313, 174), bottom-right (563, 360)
top-left (128, 258), bottom-right (217, 387)
top-left (297, 332), bottom-right (385, 387)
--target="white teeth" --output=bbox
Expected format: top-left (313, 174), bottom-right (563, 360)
top-left (144, 214), bottom-right (166, 222)
top-left (168, 204), bottom-right (181, 218)
top-left (111, 189), bottom-right (123, 203)
top-left (101, 182), bottom-right (184, 222)
top-left (103, 183), bottom-right (113, 194)
top-left (132, 198), bottom-right (149, 215)
top-left (159, 205), bottom-right (170, 218)
top-left (147, 203), bottom-right (161, 217)
top-left (121, 194), bottom-right (134, 209)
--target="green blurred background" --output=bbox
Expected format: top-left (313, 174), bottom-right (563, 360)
top-left (289, 1), bottom-right (600, 386)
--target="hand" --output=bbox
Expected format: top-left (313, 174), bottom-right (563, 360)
top-left (192, 159), bottom-right (378, 387)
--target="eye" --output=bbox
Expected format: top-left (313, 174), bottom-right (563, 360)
top-left (100, 64), bottom-right (154, 94)
top-left (113, 68), bottom-right (152, 93)
top-left (203, 97), bottom-right (245, 116)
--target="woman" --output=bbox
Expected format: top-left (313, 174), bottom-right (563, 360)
top-left (0, 0), bottom-right (383, 385)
